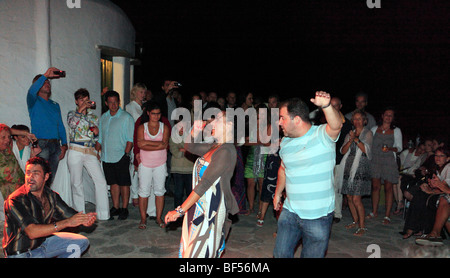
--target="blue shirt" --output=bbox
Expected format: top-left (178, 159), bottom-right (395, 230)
top-left (279, 124), bottom-right (338, 219)
top-left (98, 108), bottom-right (134, 163)
top-left (27, 75), bottom-right (67, 145)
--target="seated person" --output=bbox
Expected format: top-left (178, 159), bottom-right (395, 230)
top-left (401, 147), bottom-right (449, 239)
top-left (2, 157), bottom-right (96, 258)
top-left (415, 176), bottom-right (449, 246)
top-left (394, 142), bottom-right (427, 214)
top-left (10, 124), bottom-right (41, 172)
top-left (0, 123), bottom-right (31, 221)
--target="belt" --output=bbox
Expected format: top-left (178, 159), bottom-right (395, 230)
top-left (69, 145), bottom-right (97, 156)
top-left (70, 141), bottom-right (94, 147)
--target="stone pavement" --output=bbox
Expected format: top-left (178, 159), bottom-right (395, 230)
top-left (1, 196), bottom-right (448, 258)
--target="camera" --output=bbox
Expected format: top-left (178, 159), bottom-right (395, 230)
top-left (173, 82), bottom-right (182, 87)
top-left (32, 140), bottom-right (39, 148)
top-left (88, 101), bottom-right (96, 110)
top-left (53, 70), bottom-right (66, 78)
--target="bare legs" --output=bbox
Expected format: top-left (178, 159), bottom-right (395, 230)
top-left (368, 178), bottom-right (395, 224)
top-left (138, 195), bottom-right (165, 228)
top-left (393, 176), bottom-right (404, 214)
top-left (111, 184), bottom-right (130, 211)
top-left (246, 177), bottom-right (263, 215)
top-left (347, 195), bottom-right (366, 235)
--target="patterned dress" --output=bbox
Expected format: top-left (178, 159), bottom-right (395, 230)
top-left (179, 156), bottom-right (227, 258)
top-left (371, 132), bottom-right (399, 184)
top-left (0, 147), bottom-right (25, 199)
top-left (341, 143), bottom-right (372, 196)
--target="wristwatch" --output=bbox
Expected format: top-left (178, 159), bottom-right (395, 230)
top-left (175, 206), bottom-right (185, 216)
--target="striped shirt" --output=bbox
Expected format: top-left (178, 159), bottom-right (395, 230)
top-left (279, 124), bottom-right (337, 219)
top-left (2, 185), bottom-right (78, 256)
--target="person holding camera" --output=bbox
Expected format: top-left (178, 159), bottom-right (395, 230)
top-left (27, 67), bottom-right (68, 185)
top-left (66, 89), bottom-right (110, 221)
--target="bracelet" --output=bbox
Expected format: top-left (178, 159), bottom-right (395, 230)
top-left (53, 221), bottom-right (58, 232)
top-left (175, 206), bottom-right (185, 216)
top-left (321, 102), bottom-right (331, 109)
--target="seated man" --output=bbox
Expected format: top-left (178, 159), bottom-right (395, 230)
top-left (2, 157), bottom-right (96, 258)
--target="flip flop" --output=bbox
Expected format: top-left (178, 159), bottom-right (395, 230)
top-left (138, 223), bottom-right (147, 230)
top-left (354, 227), bottom-right (367, 236)
top-left (156, 220), bottom-right (166, 228)
top-left (365, 212), bottom-right (378, 219)
top-left (256, 219), bottom-right (264, 227)
top-left (382, 216), bottom-right (391, 225)
top-left (345, 222), bottom-right (358, 229)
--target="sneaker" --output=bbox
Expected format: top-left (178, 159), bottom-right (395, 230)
top-left (256, 219), bottom-right (264, 227)
top-left (415, 235), bottom-right (444, 246)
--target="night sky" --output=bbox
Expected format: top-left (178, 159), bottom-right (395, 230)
top-left (110, 0), bottom-right (449, 141)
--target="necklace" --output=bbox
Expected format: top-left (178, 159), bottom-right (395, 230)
top-left (381, 126), bottom-right (389, 134)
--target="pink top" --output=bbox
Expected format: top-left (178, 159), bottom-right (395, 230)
top-left (140, 122), bottom-right (167, 168)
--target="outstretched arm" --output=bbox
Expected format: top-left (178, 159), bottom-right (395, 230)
top-left (310, 91), bottom-right (342, 140)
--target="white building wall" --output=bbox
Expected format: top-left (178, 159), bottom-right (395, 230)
top-left (0, 0), bottom-right (135, 127)
top-left (0, 0), bottom-right (136, 205)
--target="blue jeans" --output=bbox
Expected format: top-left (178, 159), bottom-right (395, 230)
top-left (7, 232), bottom-right (89, 258)
top-left (37, 140), bottom-right (62, 184)
top-left (274, 209), bottom-right (333, 258)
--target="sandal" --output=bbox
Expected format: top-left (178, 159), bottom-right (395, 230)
top-left (402, 229), bottom-right (413, 239)
top-left (365, 212), bottom-right (378, 219)
top-left (256, 219), bottom-right (264, 227)
top-left (156, 219), bottom-right (166, 228)
top-left (393, 206), bottom-right (404, 215)
top-left (354, 227), bottom-right (367, 236)
top-left (244, 209), bottom-right (254, 216)
top-left (256, 211), bottom-right (262, 219)
top-left (138, 222), bottom-right (147, 230)
top-left (345, 222), bottom-right (358, 229)
top-left (382, 216), bottom-right (391, 225)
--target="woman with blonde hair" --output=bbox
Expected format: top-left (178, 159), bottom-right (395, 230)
top-left (126, 83), bottom-right (147, 207)
top-left (339, 110), bottom-right (373, 235)
top-left (126, 83), bottom-right (147, 121)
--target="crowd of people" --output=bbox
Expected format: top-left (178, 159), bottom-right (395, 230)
top-left (0, 67), bottom-right (448, 258)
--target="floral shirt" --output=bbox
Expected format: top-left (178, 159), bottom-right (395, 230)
top-left (0, 147), bottom-right (25, 199)
top-left (67, 109), bottom-right (99, 147)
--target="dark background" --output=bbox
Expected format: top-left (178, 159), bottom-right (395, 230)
top-left (110, 0), bottom-right (449, 143)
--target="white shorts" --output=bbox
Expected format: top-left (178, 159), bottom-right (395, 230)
top-left (138, 163), bottom-right (167, 197)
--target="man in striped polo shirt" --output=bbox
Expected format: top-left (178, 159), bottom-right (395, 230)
top-left (273, 92), bottom-right (342, 258)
